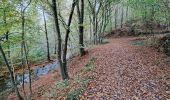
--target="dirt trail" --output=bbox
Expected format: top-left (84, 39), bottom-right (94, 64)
top-left (80, 37), bottom-right (169, 99)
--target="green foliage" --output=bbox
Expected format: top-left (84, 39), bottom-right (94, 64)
top-left (66, 87), bottom-right (84, 100)
top-left (90, 57), bottom-right (96, 62)
top-left (127, 0), bottom-right (170, 27)
top-left (0, 0), bottom-right (20, 36)
top-left (28, 48), bottom-right (46, 63)
top-left (84, 57), bottom-right (96, 71)
top-left (84, 63), bottom-right (93, 71)
top-left (55, 79), bottom-right (69, 89)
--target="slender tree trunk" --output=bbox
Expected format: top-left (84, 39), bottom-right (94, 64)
top-left (95, 14), bottom-right (98, 44)
top-left (24, 44), bottom-right (32, 95)
top-left (62, 0), bottom-right (77, 79)
top-left (21, 13), bottom-right (26, 95)
top-left (87, 0), bottom-right (97, 44)
top-left (3, 10), bottom-right (10, 58)
top-left (150, 5), bottom-right (155, 35)
top-left (168, 10), bottom-right (170, 30)
top-left (53, 24), bottom-right (57, 55)
top-left (92, 14), bottom-right (96, 44)
top-left (52, 0), bottom-right (68, 80)
top-left (126, 6), bottom-right (128, 21)
top-left (43, 10), bottom-right (51, 62)
top-left (89, 13), bottom-right (92, 43)
top-left (99, 5), bottom-right (105, 43)
top-left (109, 2), bottom-right (112, 30)
top-left (22, 14), bottom-right (33, 95)
top-left (115, 6), bottom-right (117, 29)
top-left (144, 4), bottom-right (147, 33)
top-left (169, 19), bottom-right (170, 31)
top-left (54, 38), bottom-right (57, 54)
top-left (21, 5), bottom-right (32, 96)
top-left (0, 44), bottom-right (23, 100)
top-left (121, 6), bottom-right (124, 28)
top-left (77, 0), bottom-right (85, 56)
top-left (10, 56), bottom-right (15, 81)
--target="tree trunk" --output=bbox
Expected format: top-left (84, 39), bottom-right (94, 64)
top-left (87, 0), bottom-right (98, 44)
top-left (121, 6), bottom-right (124, 28)
top-left (115, 6), bottom-right (118, 29)
top-left (21, 3), bottom-right (32, 95)
top-left (0, 44), bottom-right (23, 100)
top-left (52, 0), bottom-right (68, 80)
top-left (109, 2), bottom-right (112, 30)
top-left (125, 6), bottom-right (128, 21)
top-left (21, 13), bottom-right (26, 95)
top-left (168, 10), bottom-right (170, 30)
top-left (3, 10), bottom-right (10, 58)
top-left (89, 13), bottom-right (92, 43)
top-left (62, 0), bottom-right (77, 79)
top-left (77, 0), bottom-right (85, 56)
top-left (53, 24), bottom-right (57, 55)
top-left (98, 5), bottom-right (105, 43)
top-left (43, 10), bottom-right (51, 62)
top-left (54, 38), bottom-right (57, 54)
top-left (92, 14), bottom-right (96, 44)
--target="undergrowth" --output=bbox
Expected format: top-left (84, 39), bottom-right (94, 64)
top-left (41, 57), bottom-right (96, 100)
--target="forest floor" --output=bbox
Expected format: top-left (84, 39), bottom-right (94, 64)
top-left (80, 37), bottom-right (170, 99)
top-left (8, 36), bottom-right (170, 100)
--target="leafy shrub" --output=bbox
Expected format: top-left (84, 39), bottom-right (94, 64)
top-left (28, 48), bottom-right (46, 63)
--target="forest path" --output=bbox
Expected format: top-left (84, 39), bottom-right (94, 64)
top-left (81, 37), bottom-right (169, 99)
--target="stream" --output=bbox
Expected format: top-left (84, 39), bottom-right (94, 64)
top-left (0, 61), bottom-right (59, 94)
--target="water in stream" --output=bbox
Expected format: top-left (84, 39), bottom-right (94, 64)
top-left (0, 61), bottom-right (59, 94)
